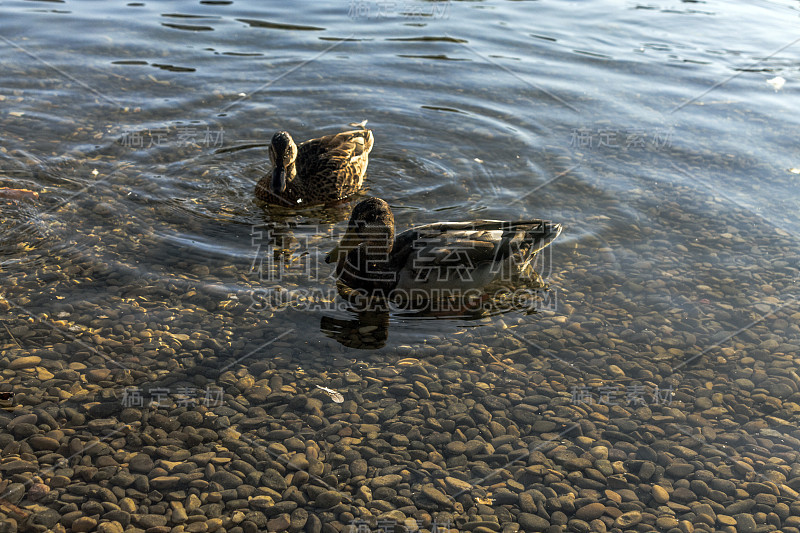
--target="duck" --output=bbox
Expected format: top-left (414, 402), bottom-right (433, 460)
top-left (255, 124), bottom-right (374, 206)
top-left (325, 197), bottom-right (562, 299)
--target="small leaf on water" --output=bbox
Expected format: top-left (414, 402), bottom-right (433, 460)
top-left (767, 76), bottom-right (785, 91)
top-left (316, 384), bottom-right (344, 403)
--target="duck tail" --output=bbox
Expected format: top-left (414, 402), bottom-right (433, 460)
top-left (491, 220), bottom-right (561, 272)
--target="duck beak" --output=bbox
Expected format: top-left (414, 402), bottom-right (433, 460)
top-left (271, 166), bottom-right (286, 194)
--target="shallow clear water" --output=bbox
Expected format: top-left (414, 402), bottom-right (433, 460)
top-left (2, 0), bottom-right (798, 348)
top-left (2, 0), bottom-right (800, 526)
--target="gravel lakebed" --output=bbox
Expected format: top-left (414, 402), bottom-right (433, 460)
top-left (1, 162), bottom-right (800, 533)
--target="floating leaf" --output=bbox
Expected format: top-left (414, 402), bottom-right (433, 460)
top-left (316, 384), bottom-right (344, 403)
top-left (767, 76), bottom-right (785, 91)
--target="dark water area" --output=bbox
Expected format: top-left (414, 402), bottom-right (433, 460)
top-left (1, 0), bottom-right (800, 531)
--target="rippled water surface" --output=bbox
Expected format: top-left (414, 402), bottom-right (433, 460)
top-left (2, 0), bottom-right (800, 529)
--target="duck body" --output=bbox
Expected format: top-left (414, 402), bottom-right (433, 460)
top-left (327, 198), bottom-right (562, 299)
top-left (255, 128), bottom-right (374, 206)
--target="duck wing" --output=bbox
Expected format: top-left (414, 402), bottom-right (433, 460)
top-left (295, 130), bottom-right (374, 202)
top-left (390, 220), bottom-right (561, 291)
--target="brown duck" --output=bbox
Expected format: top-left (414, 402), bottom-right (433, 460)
top-left (326, 197), bottom-right (563, 297)
top-left (255, 125), bottom-right (374, 206)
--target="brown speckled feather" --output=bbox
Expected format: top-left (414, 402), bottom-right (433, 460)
top-left (255, 129), bottom-right (374, 206)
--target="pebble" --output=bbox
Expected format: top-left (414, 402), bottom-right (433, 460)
top-left (518, 513), bottom-right (550, 532)
top-left (97, 522), bottom-right (125, 533)
top-left (370, 474), bottom-right (402, 488)
top-left (71, 517), bottom-right (98, 532)
top-left (614, 511), bottom-right (643, 528)
top-left (8, 355), bottom-right (41, 369)
top-left (576, 503), bottom-right (606, 521)
top-left (129, 453), bottom-right (154, 473)
top-left (2, 196), bottom-right (798, 533)
top-left (656, 517), bottom-right (678, 529)
top-left (734, 514), bottom-right (756, 533)
top-left (652, 485), bottom-right (669, 504)
top-left (315, 490), bottom-right (342, 509)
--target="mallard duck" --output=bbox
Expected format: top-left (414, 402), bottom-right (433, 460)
top-left (255, 126), bottom-right (374, 206)
top-left (325, 198), bottom-right (562, 298)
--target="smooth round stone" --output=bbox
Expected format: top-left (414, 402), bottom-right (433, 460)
top-left (614, 511), bottom-right (642, 528)
top-left (87, 369), bottom-right (112, 382)
top-left (519, 492), bottom-right (536, 513)
top-left (671, 487), bottom-right (696, 503)
top-left (608, 365), bottom-right (625, 377)
top-left (656, 517), bottom-right (678, 529)
top-left (28, 483), bottom-right (50, 501)
top-left (666, 463), bottom-right (694, 477)
top-left (754, 493), bottom-right (777, 506)
top-left (315, 490), bottom-right (342, 509)
top-left (564, 457), bottom-right (593, 471)
top-left (350, 459), bottom-right (368, 477)
top-left (711, 479), bottom-right (736, 495)
top-left (733, 514), bottom-right (757, 533)
top-left (445, 441), bottom-right (467, 455)
top-left (129, 453), bottom-right (154, 473)
top-left (652, 485), bottom-right (669, 504)
top-left (444, 476), bottom-right (472, 493)
top-left (9, 413), bottom-right (37, 427)
top-left (421, 486), bottom-right (452, 508)
top-left (717, 515), bottom-right (736, 527)
top-left (211, 471), bottom-right (241, 489)
top-left (11, 423), bottom-right (37, 439)
top-left (532, 420), bottom-right (558, 433)
top-left (97, 522), bottom-right (125, 533)
top-left (589, 446), bottom-right (609, 460)
top-left (9, 356), bottom-right (41, 369)
top-left (135, 514), bottom-right (168, 529)
top-left (576, 503), bottom-right (606, 521)
top-left (589, 519), bottom-right (607, 533)
top-left (0, 460), bottom-right (36, 475)
top-left (71, 517), bottom-right (98, 532)
top-left (178, 411), bottom-right (203, 426)
top-left (290, 508), bottom-right (308, 530)
top-left (567, 519), bottom-right (590, 533)
top-left (150, 476), bottom-right (181, 490)
top-left (27, 435), bottom-right (59, 451)
top-left (32, 508), bottom-right (61, 529)
top-left (3, 483), bottom-right (25, 505)
top-left (518, 513), bottom-right (550, 532)
top-left (266, 514), bottom-right (291, 531)
top-left (370, 474), bottom-right (402, 488)
top-left (93, 202), bottom-right (114, 215)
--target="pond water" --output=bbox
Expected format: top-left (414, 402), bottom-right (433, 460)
top-left (1, 0), bottom-right (800, 531)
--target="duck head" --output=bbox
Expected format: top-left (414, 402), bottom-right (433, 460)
top-left (269, 131), bottom-right (299, 194)
top-left (326, 198), bottom-right (395, 276)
